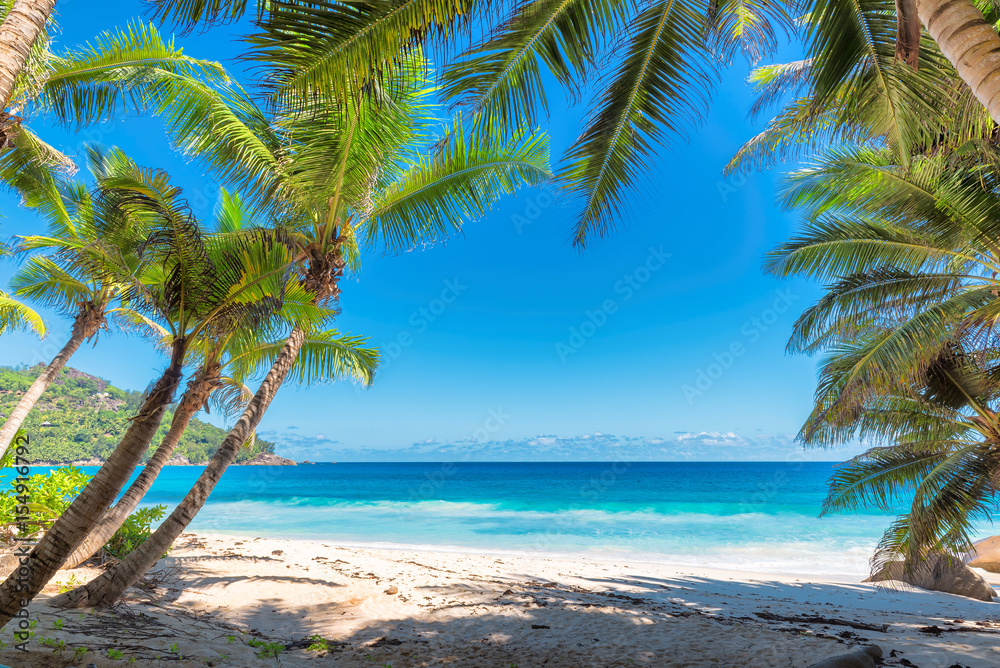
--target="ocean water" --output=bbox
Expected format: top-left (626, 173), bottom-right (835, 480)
top-left (23, 462), bottom-right (996, 578)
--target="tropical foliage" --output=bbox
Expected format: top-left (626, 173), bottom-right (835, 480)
top-left (737, 0), bottom-right (1000, 574)
top-left (148, 0), bottom-right (801, 246)
top-left (0, 463), bottom-right (166, 562)
top-left (0, 365), bottom-right (277, 464)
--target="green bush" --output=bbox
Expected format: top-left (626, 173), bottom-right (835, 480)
top-left (102, 505), bottom-right (167, 559)
top-left (0, 466), bottom-right (89, 542)
top-left (0, 463), bottom-right (167, 560)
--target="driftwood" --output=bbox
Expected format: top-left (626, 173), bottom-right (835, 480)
top-left (754, 611), bottom-right (889, 632)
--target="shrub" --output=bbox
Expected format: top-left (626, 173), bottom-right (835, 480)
top-left (0, 466), bottom-right (89, 542)
top-left (0, 457), bottom-right (167, 561)
top-left (101, 505), bottom-right (167, 559)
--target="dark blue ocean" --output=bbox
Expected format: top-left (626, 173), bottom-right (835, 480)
top-left (31, 461), bottom-right (995, 576)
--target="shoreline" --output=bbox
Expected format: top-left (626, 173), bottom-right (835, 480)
top-left (181, 530), bottom-right (875, 580)
top-left (3, 532), bottom-right (999, 667)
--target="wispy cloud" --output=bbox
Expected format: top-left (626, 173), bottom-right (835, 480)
top-left (263, 430), bottom-right (862, 462)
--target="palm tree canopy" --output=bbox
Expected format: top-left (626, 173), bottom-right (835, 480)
top-left (147, 0), bottom-right (796, 246)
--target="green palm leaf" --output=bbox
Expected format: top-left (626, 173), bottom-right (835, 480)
top-left (248, 0), bottom-right (476, 108)
top-left (441, 0), bottom-right (628, 134)
top-left (37, 22), bottom-right (230, 128)
top-left (562, 0), bottom-right (716, 246)
top-left (0, 291), bottom-right (46, 338)
top-left (365, 125), bottom-right (551, 253)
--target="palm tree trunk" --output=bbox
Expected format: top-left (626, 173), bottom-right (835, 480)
top-left (0, 306), bottom-right (103, 453)
top-left (917, 0), bottom-right (1000, 122)
top-left (61, 363), bottom-right (222, 569)
top-left (0, 0), bottom-right (56, 110)
top-left (53, 326), bottom-right (305, 609)
top-left (0, 348), bottom-right (184, 626)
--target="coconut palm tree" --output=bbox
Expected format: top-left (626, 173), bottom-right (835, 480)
top-left (48, 52), bottom-right (551, 609)
top-left (724, 0), bottom-right (1000, 179)
top-left (0, 0), bottom-right (55, 125)
top-left (0, 17), bottom-right (229, 194)
top-left (912, 0), bottom-right (1000, 123)
top-left (0, 151), bottom-right (309, 622)
top-left (53, 325), bottom-right (379, 607)
top-left (759, 142), bottom-right (1000, 573)
top-left (145, 0), bottom-right (798, 246)
top-left (0, 152), bottom-right (154, 453)
top-left (60, 192), bottom-right (336, 569)
top-left (815, 334), bottom-right (1000, 573)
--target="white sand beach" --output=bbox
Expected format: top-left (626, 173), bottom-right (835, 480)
top-left (1, 533), bottom-right (999, 667)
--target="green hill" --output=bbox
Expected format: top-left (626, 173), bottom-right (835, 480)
top-left (0, 365), bottom-right (275, 464)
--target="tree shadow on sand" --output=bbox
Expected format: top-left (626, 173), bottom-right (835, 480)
top-left (3, 561), bottom-right (1000, 667)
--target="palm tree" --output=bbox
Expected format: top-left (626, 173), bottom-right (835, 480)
top-left (53, 325), bottom-right (379, 608)
top-left (913, 0), bottom-right (1000, 123)
top-left (0, 0), bottom-right (55, 118)
top-left (0, 153), bottom-right (152, 453)
top-left (145, 0), bottom-right (798, 246)
top-left (816, 335), bottom-right (1000, 573)
top-left (0, 25), bottom-right (240, 453)
top-left (48, 52), bottom-right (551, 608)
top-left (0, 152), bottom-right (306, 622)
top-left (762, 143), bottom-right (1000, 573)
top-left (724, 0), bottom-right (1000, 179)
top-left (60, 192), bottom-right (334, 569)
top-left (0, 18), bottom-right (229, 192)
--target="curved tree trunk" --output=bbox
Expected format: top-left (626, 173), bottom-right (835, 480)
top-left (917, 0), bottom-right (1000, 122)
top-left (0, 0), bottom-right (56, 111)
top-left (0, 349), bottom-right (184, 627)
top-left (53, 327), bottom-right (305, 609)
top-left (0, 306), bottom-right (104, 453)
top-left (62, 363), bottom-right (222, 569)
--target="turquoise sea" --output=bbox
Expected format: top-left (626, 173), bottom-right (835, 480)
top-left (40, 462), bottom-right (998, 577)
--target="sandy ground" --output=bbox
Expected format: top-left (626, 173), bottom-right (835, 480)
top-left (1, 533), bottom-right (1000, 667)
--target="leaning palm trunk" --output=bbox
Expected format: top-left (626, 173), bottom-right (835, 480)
top-left (917, 0), bottom-right (1000, 122)
top-left (0, 305), bottom-right (104, 453)
top-left (0, 0), bottom-right (55, 112)
top-left (0, 351), bottom-right (184, 626)
top-left (62, 363), bottom-right (221, 569)
top-left (53, 327), bottom-right (306, 609)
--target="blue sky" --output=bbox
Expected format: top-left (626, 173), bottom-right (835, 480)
top-left (0, 2), bottom-right (858, 460)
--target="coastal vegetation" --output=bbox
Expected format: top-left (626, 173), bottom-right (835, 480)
top-left (0, 0), bottom-right (551, 622)
top-left (730, 0), bottom-right (1000, 583)
top-left (0, 0), bottom-right (999, 650)
top-left (0, 364), bottom-right (277, 464)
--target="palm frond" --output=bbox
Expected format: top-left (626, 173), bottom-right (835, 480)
top-left (365, 125), bottom-right (550, 253)
top-left (442, 0), bottom-right (628, 134)
top-left (562, 0), bottom-right (716, 246)
top-left (249, 0), bottom-right (475, 109)
top-left (9, 257), bottom-right (94, 313)
top-left (37, 22), bottom-right (230, 128)
top-left (0, 290), bottom-right (46, 338)
top-left (228, 329), bottom-right (379, 387)
top-left (147, 0), bottom-right (254, 31)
